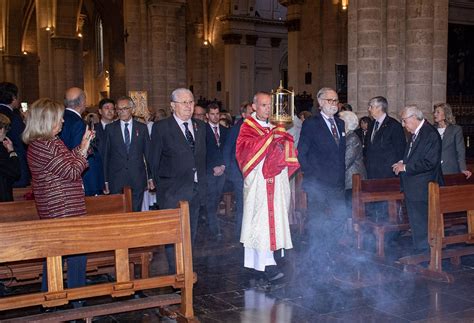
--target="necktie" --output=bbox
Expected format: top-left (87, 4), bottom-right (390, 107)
top-left (213, 126), bottom-right (220, 146)
top-left (328, 118), bottom-right (340, 146)
top-left (371, 121), bottom-right (379, 143)
top-left (407, 133), bottom-right (417, 157)
top-left (183, 122), bottom-right (195, 153)
top-left (124, 123), bottom-right (130, 153)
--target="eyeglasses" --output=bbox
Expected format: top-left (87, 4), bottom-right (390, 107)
top-left (401, 115), bottom-right (414, 123)
top-left (116, 107), bottom-right (131, 112)
top-left (322, 98), bottom-right (339, 105)
top-left (173, 100), bottom-right (194, 106)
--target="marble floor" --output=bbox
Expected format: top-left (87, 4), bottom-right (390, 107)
top-left (3, 215), bottom-right (474, 322)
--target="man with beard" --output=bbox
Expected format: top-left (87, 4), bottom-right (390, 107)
top-left (297, 87), bottom-right (346, 271)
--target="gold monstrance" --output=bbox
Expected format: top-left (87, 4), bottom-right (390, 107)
top-left (270, 81), bottom-right (295, 127)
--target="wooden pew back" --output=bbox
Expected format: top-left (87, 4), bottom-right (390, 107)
top-left (0, 187), bottom-right (132, 223)
top-left (0, 202), bottom-right (194, 320)
top-left (352, 173), bottom-right (474, 258)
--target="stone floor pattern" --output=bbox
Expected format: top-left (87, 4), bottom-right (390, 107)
top-left (3, 215), bottom-right (474, 322)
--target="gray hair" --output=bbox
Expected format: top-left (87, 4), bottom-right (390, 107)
top-left (170, 88), bottom-right (194, 102)
top-left (368, 96), bottom-right (388, 113)
top-left (252, 91), bottom-right (271, 104)
top-left (401, 105), bottom-right (424, 121)
top-left (339, 111), bottom-right (359, 132)
top-left (116, 96), bottom-right (135, 107)
top-left (64, 91), bottom-right (86, 109)
top-left (316, 87), bottom-right (336, 100)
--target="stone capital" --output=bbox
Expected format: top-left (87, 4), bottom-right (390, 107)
top-left (222, 33), bottom-right (243, 45)
top-left (2, 55), bottom-right (23, 65)
top-left (271, 37), bottom-right (282, 48)
top-left (278, 0), bottom-right (305, 7)
top-left (51, 37), bottom-right (80, 50)
top-left (245, 35), bottom-right (258, 46)
top-left (287, 18), bottom-right (301, 32)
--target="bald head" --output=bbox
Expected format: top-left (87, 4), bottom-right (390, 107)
top-left (64, 87), bottom-right (86, 113)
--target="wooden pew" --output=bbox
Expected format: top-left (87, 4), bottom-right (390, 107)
top-left (0, 202), bottom-right (197, 322)
top-left (352, 174), bottom-right (407, 258)
top-left (12, 186), bottom-right (33, 201)
top-left (399, 183), bottom-right (474, 282)
top-left (352, 173), bottom-right (474, 258)
top-left (0, 188), bottom-right (152, 286)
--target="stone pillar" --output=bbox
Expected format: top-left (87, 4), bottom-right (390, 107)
top-left (35, 0), bottom-right (83, 101)
top-left (146, 0), bottom-right (187, 110)
top-left (223, 33), bottom-right (242, 114)
top-left (348, 0), bottom-right (385, 115)
top-left (2, 55), bottom-right (23, 88)
top-left (349, 0), bottom-right (448, 118)
top-left (285, 1), bottom-right (302, 92)
top-left (50, 36), bottom-right (82, 99)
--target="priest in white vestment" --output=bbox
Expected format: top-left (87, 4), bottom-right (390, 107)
top-left (236, 91), bottom-right (299, 280)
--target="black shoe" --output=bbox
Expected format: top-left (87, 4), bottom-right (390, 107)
top-left (265, 266), bottom-right (284, 281)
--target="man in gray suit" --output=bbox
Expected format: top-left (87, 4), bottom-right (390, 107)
top-left (103, 96), bottom-right (154, 211)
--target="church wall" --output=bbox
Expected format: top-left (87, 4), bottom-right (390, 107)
top-left (284, 0), bottom-right (348, 98)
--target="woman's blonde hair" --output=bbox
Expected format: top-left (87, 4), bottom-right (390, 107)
top-left (433, 102), bottom-right (456, 126)
top-left (22, 98), bottom-right (64, 144)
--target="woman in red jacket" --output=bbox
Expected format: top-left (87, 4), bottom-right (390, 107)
top-left (22, 98), bottom-right (94, 295)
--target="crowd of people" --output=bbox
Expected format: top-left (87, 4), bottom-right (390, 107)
top-left (0, 81), bottom-right (471, 292)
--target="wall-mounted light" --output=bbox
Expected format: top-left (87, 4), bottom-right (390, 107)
top-left (342, 0), bottom-right (349, 10)
top-left (203, 40), bottom-right (209, 46)
top-left (77, 32), bottom-right (83, 38)
top-left (45, 26), bottom-right (51, 31)
top-left (23, 51), bottom-right (28, 55)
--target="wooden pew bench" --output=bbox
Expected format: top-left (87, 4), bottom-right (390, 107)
top-left (399, 183), bottom-right (474, 282)
top-left (0, 188), bottom-right (152, 286)
top-left (352, 174), bottom-right (407, 258)
top-left (352, 173), bottom-right (474, 258)
top-left (0, 202), bottom-right (196, 322)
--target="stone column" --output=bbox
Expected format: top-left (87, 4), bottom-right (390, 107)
top-left (146, 0), bottom-right (187, 110)
top-left (285, 1), bottom-right (302, 92)
top-left (348, 0), bottom-right (386, 115)
top-left (349, 0), bottom-right (448, 118)
top-left (2, 55), bottom-right (23, 88)
top-left (50, 36), bottom-right (82, 99)
top-left (223, 33), bottom-right (242, 114)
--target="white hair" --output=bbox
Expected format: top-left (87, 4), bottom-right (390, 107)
top-left (338, 111), bottom-right (359, 132)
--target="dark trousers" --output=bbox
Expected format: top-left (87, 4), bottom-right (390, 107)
top-left (165, 183), bottom-right (200, 273)
top-left (305, 183), bottom-right (346, 266)
top-left (110, 185), bottom-right (144, 212)
top-left (206, 173), bottom-right (225, 235)
top-left (230, 178), bottom-right (244, 240)
top-left (41, 255), bottom-right (87, 291)
top-left (405, 199), bottom-right (428, 252)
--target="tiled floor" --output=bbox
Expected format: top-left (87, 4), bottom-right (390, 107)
top-left (3, 215), bottom-right (474, 322)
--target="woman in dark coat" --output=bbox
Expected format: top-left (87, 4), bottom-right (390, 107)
top-left (0, 113), bottom-right (20, 201)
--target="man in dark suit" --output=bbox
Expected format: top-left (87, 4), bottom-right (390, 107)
top-left (223, 102), bottom-right (254, 240)
top-left (151, 88), bottom-right (206, 273)
top-left (94, 98), bottom-right (115, 160)
top-left (0, 82), bottom-right (29, 187)
top-left (393, 105), bottom-right (443, 252)
top-left (103, 96), bottom-right (154, 211)
top-left (366, 96), bottom-right (406, 179)
top-left (60, 87), bottom-right (104, 196)
top-left (365, 96), bottom-right (407, 225)
top-left (205, 103), bottom-right (229, 239)
top-left (297, 87), bottom-right (346, 267)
